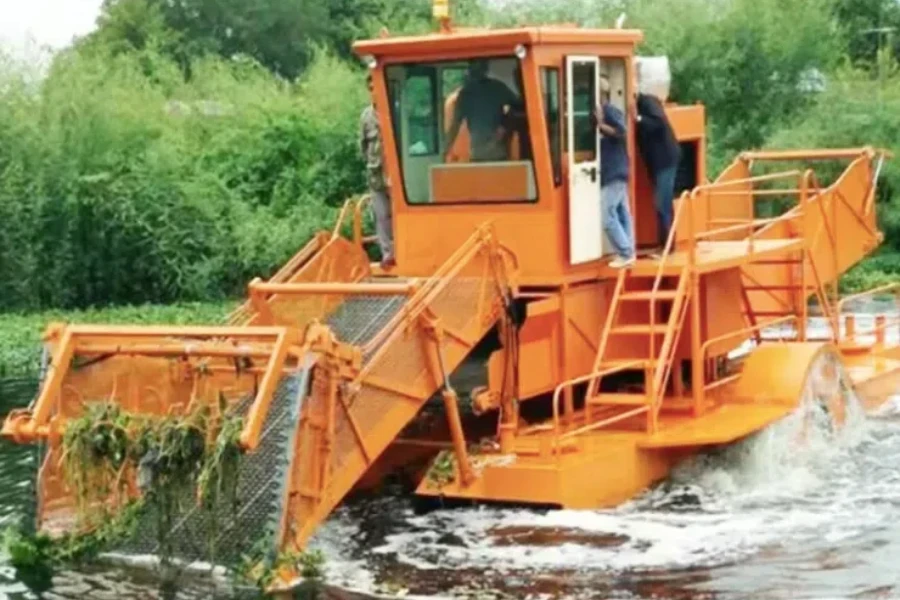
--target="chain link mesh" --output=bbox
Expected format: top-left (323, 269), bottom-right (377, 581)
top-left (112, 369), bottom-right (310, 567)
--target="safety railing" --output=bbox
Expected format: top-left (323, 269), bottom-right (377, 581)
top-left (551, 360), bottom-right (650, 454)
top-left (357, 224), bottom-right (510, 372)
top-left (229, 194), bottom-right (375, 326)
top-left (586, 269), bottom-right (627, 399)
top-left (333, 193), bottom-right (378, 249)
top-left (1, 326), bottom-right (300, 450)
top-left (695, 315), bottom-right (799, 409)
top-left (836, 282), bottom-right (900, 347)
top-left (837, 282), bottom-right (900, 314)
top-left (649, 269), bottom-right (690, 425)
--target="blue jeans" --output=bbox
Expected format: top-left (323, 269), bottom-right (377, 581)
top-left (601, 179), bottom-right (634, 259)
top-left (653, 166), bottom-right (677, 248)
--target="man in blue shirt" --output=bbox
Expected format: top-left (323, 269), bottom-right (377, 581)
top-left (595, 77), bottom-right (635, 268)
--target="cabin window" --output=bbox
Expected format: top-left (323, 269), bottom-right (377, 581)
top-left (399, 69), bottom-right (439, 156)
top-left (541, 67), bottom-right (562, 186)
top-left (571, 62), bottom-right (598, 161)
top-left (386, 56), bottom-right (537, 205)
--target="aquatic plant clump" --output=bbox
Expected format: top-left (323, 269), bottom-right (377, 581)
top-left (4, 401), bottom-right (269, 580)
top-left (60, 402), bottom-right (220, 523)
top-left (21, 398), bottom-right (327, 592)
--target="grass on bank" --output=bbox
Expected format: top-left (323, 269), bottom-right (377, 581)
top-left (0, 301), bottom-right (237, 378)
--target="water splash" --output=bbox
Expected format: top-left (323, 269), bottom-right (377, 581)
top-left (310, 346), bottom-right (900, 599)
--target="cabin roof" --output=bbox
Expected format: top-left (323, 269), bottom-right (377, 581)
top-left (352, 26), bottom-right (644, 58)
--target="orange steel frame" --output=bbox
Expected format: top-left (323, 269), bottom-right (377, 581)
top-left (2, 20), bottom-right (899, 591)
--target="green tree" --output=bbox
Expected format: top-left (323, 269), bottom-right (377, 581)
top-left (830, 0), bottom-right (900, 67)
top-left (85, 0), bottom-right (482, 80)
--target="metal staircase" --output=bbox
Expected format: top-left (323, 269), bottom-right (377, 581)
top-left (584, 262), bottom-right (692, 431)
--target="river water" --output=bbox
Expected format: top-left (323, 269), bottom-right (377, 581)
top-left (1, 314), bottom-right (899, 600)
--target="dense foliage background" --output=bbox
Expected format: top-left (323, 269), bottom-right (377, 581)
top-left (0, 0), bottom-right (899, 312)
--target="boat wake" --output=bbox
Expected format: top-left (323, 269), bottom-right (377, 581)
top-left (311, 352), bottom-right (900, 599)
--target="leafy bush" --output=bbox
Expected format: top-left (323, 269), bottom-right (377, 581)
top-left (0, 48), bottom-right (367, 311)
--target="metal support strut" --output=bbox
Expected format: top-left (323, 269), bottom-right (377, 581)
top-left (421, 311), bottom-right (476, 485)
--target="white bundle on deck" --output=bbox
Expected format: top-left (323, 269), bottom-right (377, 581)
top-left (635, 56), bottom-right (671, 102)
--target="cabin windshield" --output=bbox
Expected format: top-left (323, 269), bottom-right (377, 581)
top-left (385, 56), bottom-right (536, 205)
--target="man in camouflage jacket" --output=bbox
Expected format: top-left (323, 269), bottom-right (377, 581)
top-left (359, 73), bottom-right (395, 268)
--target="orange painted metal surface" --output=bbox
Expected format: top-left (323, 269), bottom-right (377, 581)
top-left (3, 18), bottom-right (899, 590)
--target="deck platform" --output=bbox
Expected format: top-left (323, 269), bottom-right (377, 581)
top-left (600, 238), bottom-right (804, 277)
top-left (637, 402), bottom-right (794, 449)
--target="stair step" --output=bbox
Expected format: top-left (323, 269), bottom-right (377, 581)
top-left (620, 291), bottom-right (679, 302)
top-left (601, 359), bottom-right (658, 371)
top-left (610, 324), bottom-right (669, 336)
top-left (587, 393), bottom-right (650, 407)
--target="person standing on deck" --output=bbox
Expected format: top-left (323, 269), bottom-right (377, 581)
top-left (635, 91), bottom-right (680, 256)
top-left (360, 72), bottom-right (395, 269)
top-left (594, 77), bottom-right (635, 268)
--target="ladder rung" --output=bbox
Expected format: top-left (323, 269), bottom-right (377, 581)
top-left (620, 291), bottom-right (679, 302)
top-left (600, 359), bottom-right (658, 370)
top-left (610, 324), bottom-right (669, 335)
top-left (744, 285), bottom-right (798, 291)
top-left (587, 393), bottom-right (649, 407)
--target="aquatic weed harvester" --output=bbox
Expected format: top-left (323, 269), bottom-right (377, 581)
top-left (4, 2), bottom-right (899, 594)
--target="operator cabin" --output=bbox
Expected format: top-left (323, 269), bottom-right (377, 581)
top-left (354, 27), bottom-right (704, 285)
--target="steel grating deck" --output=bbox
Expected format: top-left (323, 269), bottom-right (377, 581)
top-left (324, 293), bottom-right (408, 358)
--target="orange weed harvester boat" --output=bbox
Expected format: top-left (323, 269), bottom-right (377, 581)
top-left (3, 2), bottom-right (897, 593)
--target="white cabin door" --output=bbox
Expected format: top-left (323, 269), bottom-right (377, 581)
top-left (566, 56), bottom-right (603, 265)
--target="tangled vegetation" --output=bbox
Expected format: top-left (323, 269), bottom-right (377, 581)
top-left (3, 398), bottom-right (325, 593)
top-left (426, 450), bottom-right (458, 488)
top-left (60, 402), bottom-right (237, 522)
top-left (37, 400), bottom-right (241, 575)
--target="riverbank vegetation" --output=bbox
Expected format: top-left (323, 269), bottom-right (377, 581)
top-left (0, 0), bottom-right (898, 312)
top-left (0, 302), bottom-right (233, 377)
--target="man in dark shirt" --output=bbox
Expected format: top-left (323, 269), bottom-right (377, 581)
top-left (444, 60), bottom-right (518, 162)
top-left (635, 92), bottom-right (681, 254)
top-left (595, 77), bottom-right (634, 268)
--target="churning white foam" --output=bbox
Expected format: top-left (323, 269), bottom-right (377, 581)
top-left (309, 311), bottom-right (900, 598)
top-left (319, 346), bottom-right (899, 593)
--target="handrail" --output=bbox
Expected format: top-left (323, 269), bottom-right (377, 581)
top-left (551, 360), bottom-right (647, 451)
top-left (696, 315), bottom-right (798, 405)
top-left (840, 314), bottom-right (900, 346)
top-left (738, 148), bottom-right (880, 161)
top-left (649, 191), bottom-right (689, 361)
top-left (650, 270), bottom-right (691, 423)
top-left (587, 269), bottom-right (627, 398)
top-left (250, 280), bottom-right (417, 296)
top-left (332, 194), bottom-right (367, 240)
top-left (707, 188), bottom-right (806, 197)
top-left (693, 213), bottom-right (802, 241)
top-left (353, 194), bottom-right (371, 246)
top-left (837, 282), bottom-right (900, 313)
top-left (358, 224), bottom-right (498, 366)
top-left (695, 169), bottom-right (802, 190)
